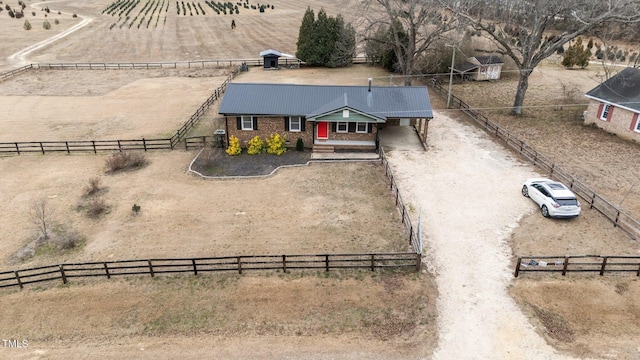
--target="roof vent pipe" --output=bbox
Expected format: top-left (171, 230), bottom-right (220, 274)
top-left (368, 78), bottom-right (372, 92)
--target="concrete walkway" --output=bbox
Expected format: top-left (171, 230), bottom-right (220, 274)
top-left (379, 126), bottom-right (425, 151)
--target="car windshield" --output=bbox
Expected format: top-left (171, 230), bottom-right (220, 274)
top-left (556, 198), bottom-right (578, 206)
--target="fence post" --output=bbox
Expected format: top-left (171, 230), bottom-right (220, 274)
top-left (192, 259), bottom-right (198, 275)
top-left (282, 255), bottom-right (286, 272)
top-left (59, 265), bottom-right (67, 284)
top-left (325, 255), bottom-right (329, 272)
top-left (590, 193), bottom-right (596, 209)
top-left (237, 257), bottom-right (242, 274)
top-left (117, 140), bottom-right (122, 152)
top-left (614, 211), bottom-right (620, 227)
top-left (14, 271), bottom-right (23, 289)
top-left (92, 140), bottom-right (97, 154)
top-left (416, 253), bottom-right (422, 272)
top-left (637, 263), bottom-right (640, 277)
top-left (148, 260), bottom-right (154, 277)
top-left (401, 206), bottom-right (405, 223)
top-left (409, 226), bottom-right (413, 245)
top-left (40, 142), bottom-right (45, 155)
top-left (15, 142), bottom-right (20, 155)
top-left (370, 254), bottom-right (375, 271)
top-left (562, 257), bottom-right (569, 276)
top-left (600, 257), bottom-right (607, 276)
top-left (104, 262), bottom-right (111, 279)
top-left (143, 138), bottom-right (147, 151)
top-left (514, 257), bottom-right (521, 277)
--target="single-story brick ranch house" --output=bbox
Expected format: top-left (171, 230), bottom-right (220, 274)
top-left (218, 82), bottom-right (433, 152)
top-left (584, 67), bottom-right (640, 142)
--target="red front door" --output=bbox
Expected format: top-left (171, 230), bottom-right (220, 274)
top-left (317, 122), bottom-right (328, 139)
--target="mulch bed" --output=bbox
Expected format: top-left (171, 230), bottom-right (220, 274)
top-left (190, 148), bottom-right (313, 177)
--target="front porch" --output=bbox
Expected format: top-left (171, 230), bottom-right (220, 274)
top-left (312, 139), bottom-right (377, 153)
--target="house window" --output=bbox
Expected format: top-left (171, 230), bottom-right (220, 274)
top-left (600, 104), bottom-right (611, 121)
top-left (356, 122), bottom-right (368, 133)
top-left (337, 122), bottom-right (348, 133)
top-left (242, 116), bottom-right (254, 130)
top-left (635, 116), bottom-right (640, 133)
top-left (289, 116), bottom-right (301, 132)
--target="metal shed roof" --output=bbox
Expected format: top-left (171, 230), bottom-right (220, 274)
top-left (218, 83), bottom-right (433, 119)
top-left (585, 67), bottom-right (640, 113)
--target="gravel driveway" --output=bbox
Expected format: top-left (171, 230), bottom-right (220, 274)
top-left (387, 112), bottom-right (579, 359)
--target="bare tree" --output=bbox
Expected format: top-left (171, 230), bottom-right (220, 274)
top-left (590, 24), bottom-right (639, 83)
top-left (359, 0), bottom-right (460, 85)
top-left (441, 0), bottom-right (640, 115)
top-left (29, 198), bottom-right (54, 240)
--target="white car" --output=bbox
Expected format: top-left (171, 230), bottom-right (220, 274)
top-left (522, 178), bottom-right (581, 218)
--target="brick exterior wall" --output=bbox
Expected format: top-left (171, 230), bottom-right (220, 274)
top-left (226, 116), bottom-right (314, 149)
top-left (585, 101), bottom-right (640, 142)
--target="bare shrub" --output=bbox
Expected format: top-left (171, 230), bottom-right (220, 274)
top-left (84, 177), bottom-right (102, 196)
top-left (105, 151), bottom-right (147, 173)
top-left (56, 228), bottom-right (84, 250)
top-left (86, 198), bottom-right (108, 218)
top-left (28, 198), bottom-right (54, 240)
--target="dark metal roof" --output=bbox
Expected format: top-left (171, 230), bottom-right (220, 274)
top-left (453, 62), bottom-right (478, 73)
top-left (219, 83), bottom-right (433, 119)
top-left (475, 55), bottom-right (504, 65)
top-left (585, 67), bottom-right (640, 112)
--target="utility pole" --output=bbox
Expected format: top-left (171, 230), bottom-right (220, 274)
top-left (446, 44), bottom-right (456, 108)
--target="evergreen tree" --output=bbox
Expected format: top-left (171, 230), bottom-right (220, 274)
top-left (295, 7), bottom-right (315, 63)
top-left (295, 8), bottom-right (355, 67)
top-left (328, 15), bottom-right (355, 67)
top-left (562, 38), bottom-right (590, 68)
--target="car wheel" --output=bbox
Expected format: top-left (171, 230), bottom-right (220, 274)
top-left (521, 185), bottom-right (529, 197)
top-left (541, 205), bottom-right (550, 218)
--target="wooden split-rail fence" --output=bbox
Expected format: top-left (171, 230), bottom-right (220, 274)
top-left (0, 253), bottom-right (421, 290)
top-left (514, 255), bottom-right (640, 277)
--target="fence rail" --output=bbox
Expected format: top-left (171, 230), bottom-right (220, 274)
top-left (32, 59), bottom-right (263, 71)
top-left (0, 138), bottom-right (173, 154)
top-left (430, 81), bottom-right (640, 241)
top-left (0, 63), bottom-right (243, 155)
top-left (0, 253), bottom-right (421, 290)
top-left (380, 148), bottom-right (422, 256)
top-left (514, 255), bottom-right (640, 277)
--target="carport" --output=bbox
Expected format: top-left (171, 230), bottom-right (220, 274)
top-left (378, 126), bottom-right (426, 151)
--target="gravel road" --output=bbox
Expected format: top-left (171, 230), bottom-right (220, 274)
top-left (387, 111), bottom-right (580, 359)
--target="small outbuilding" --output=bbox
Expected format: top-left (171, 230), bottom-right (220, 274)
top-left (260, 49), bottom-right (282, 69)
top-left (453, 55), bottom-right (504, 81)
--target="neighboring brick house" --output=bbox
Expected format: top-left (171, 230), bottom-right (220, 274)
top-left (218, 82), bottom-right (433, 152)
top-left (584, 67), bottom-right (640, 142)
top-left (453, 55), bottom-right (504, 81)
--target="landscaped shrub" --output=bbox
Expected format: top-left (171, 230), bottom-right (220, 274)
top-left (265, 133), bottom-right (286, 155)
top-left (296, 137), bottom-right (304, 151)
top-left (226, 135), bottom-right (242, 155)
top-left (105, 151), bottom-right (148, 173)
top-left (23, 19), bottom-right (31, 30)
top-left (43, 19), bottom-right (51, 29)
top-left (72, 13), bottom-right (77, 17)
top-left (247, 135), bottom-right (265, 155)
